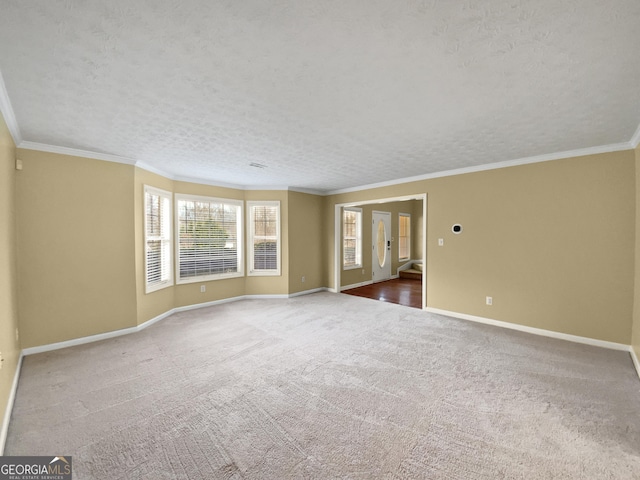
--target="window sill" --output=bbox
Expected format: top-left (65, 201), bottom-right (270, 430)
top-left (177, 272), bottom-right (244, 284)
top-left (145, 280), bottom-right (174, 294)
top-left (248, 271), bottom-right (281, 277)
top-left (343, 265), bottom-right (363, 271)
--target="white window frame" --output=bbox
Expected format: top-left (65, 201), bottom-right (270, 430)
top-left (175, 193), bottom-right (244, 283)
top-left (247, 201), bottom-right (281, 276)
top-left (343, 207), bottom-right (363, 270)
top-left (398, 213), bottom-right (411, 261)
top-left (144, 185), bottom-right (173, 293)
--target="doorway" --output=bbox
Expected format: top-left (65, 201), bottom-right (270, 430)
top-left (372, 211), bottom-right (391, 283)
top-left (334, 194), bottom-right (427, 310)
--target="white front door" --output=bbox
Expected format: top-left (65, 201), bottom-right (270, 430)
top-left (372, 211), bottom-right (391, 283)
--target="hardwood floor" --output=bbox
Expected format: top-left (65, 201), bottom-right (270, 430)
top-left (342, 278), bottom-right (423, 309)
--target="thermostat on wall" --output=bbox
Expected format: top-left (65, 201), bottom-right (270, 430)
top-left (452, 224), bottom-right (463, 234)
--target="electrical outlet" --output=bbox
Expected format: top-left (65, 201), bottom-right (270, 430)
top-left (362, 269), bottom-right (365, 275)
top-left (301, 276), bottom-right (305, 283)
top-left (200, 285), bottom-right (206, 293)
top-left (486, 296), bottom-right (493, 306)
top-left (15, 328), bottom-right (19, 342)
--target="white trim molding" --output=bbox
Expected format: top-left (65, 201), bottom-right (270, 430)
top-left (0, 353), bottom-right (23, 455)
top-left (13, 135), bottom-right (640, 197)
top-left (5, 290), bottom-right (324, 452)
top-left (7, 291), bottom-right (637, 447)
top-left (0, 69), bottom-right (22, 145)
top-left (289, 287), bottom-right (328, 297)
top-left (426, 307), bottom-right (631, 351)
top-left (22, 324), bottom-right (143, 357)
top-left (631, 347), bottom-right (640, 381)
top-left (340, 280), bottom-right (373, 292)
top-left (18, 141), bottom-right (137, 165)
top-left (21, 291), bottom-right (327, 356)
top-left (14, 143), bottom-right (329, 195)
top-left (327, 142), bottom-right (633, 195)
top-left (631, 122), bottom-right (640, 149)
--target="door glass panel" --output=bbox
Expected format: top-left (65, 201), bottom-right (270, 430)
top-left (377, 220), bottom-right (386, 267)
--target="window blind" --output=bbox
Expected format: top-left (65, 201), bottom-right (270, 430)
top-left (248, 202), bottom-right (280, 275)
top-left (343, 208), bottom-right (362, 268)
top-left (177, 196), bottom-right (242, 281)
top-left (145, 186), bottom-right (172, 292)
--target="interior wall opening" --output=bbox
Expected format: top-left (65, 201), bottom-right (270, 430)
top-left (334, 194), bottom-right (427, 310)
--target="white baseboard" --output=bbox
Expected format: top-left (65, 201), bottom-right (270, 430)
top-left (22, 325), bottom-right (142, 356)
top-left (289, 287), bottom-right (328, 298)
top-left (7, 294), bottom-right (639, 450)
top-left (631, 347), bottom-right (640, 381)
top-left (425, 307), bottom-right (631, 352)
top-left (1, 352), bottom-right (23, 455)
top-left (22, 290), bottom-right (330, 357)
top-left (341, 280), bottom-right (373, 291)
top-left (5, 289), bottom-right (329, 452)
top-left (243, 294), bottom-right (289, 300)
top-left (173, 295), bottom-right (249, 314)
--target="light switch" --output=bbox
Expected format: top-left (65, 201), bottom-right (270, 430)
top-left (438, 238), bottom-right (444, 246)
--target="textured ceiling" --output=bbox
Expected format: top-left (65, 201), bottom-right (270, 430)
top-left (0, 1), bottom-right (639, 193)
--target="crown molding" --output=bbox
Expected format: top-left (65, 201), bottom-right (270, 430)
top-left (172, 178), bottom-right (323, 195)
top-left (18, 141), bottom-right (137, 165)
top-left (12, 126), bottom-right (640, 197)
top-left (134, 160), bottom-right (174, 178)
top-left (325, 141), bottom-right (633, 196)
top-left (631, 122), bottom-right (640, 149)
top-left (242, 184), bottom-right (302, 192)
top-left (0, 69), bottom-right (22, 145)
top-left (17, 138), bottom-right (635, 197)
top-left (172, 174), bottom-right (246, 191)
top-left (15, 141), bottom-right (327, 193)
top-left (287, 186), bottom-right (326, 195)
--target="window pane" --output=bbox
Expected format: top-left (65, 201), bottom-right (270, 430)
top-left (254, 239), bottom-right (278, 269)
top-left (178, 198), bottom-right (241, 279)
top-left (343, 208), bottom-right (362, 267)
top-left (146, 240), bottom-right (162, 283)
top-left (399, 214), bottom-right (410, 259)
top-left (145, 187), bottom-right (172, 292)
top-left (250, 203), bottom-right (279, 274)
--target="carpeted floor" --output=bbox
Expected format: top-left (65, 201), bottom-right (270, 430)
top-left (6, 292), bottom-right (640, 479)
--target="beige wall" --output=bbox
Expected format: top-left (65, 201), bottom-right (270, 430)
top-left (0, 113), bottom-right (20, 441)
top-left (16, 149), bottom-right (138, 348)
top-left (9, 145), bottom-right (639, 350)
top-left (633, 144), bottom-right (640, 362)
top-left (288, 191), bottom-right (324, 294)
top-left (328, 151), bottom-right (635, 344)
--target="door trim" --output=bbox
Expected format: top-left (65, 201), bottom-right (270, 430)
top-left (333, 194), bottom-right (427, 309)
